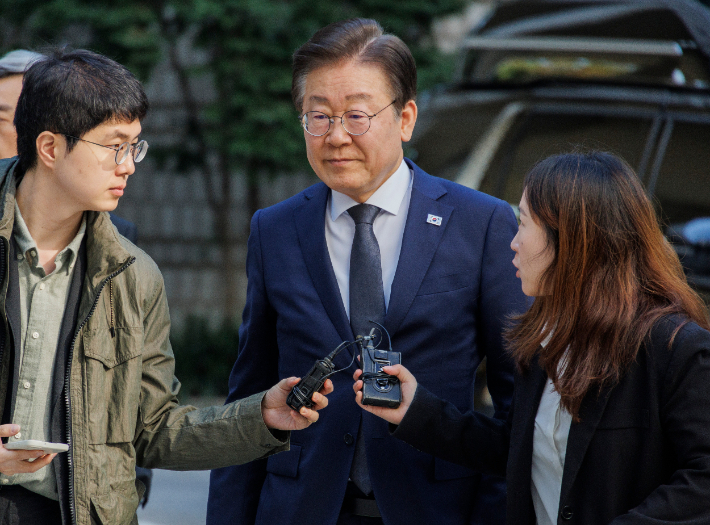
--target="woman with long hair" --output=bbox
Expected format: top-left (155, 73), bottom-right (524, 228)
top-left (354, 151), bottom-right (710, 524)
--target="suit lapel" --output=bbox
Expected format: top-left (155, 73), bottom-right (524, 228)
top-left (559, 378), bottom-right (615, 508)
top-left (503, 356), bottom-right (547, 524)
top-left (385, 162), bottom-right (453, 336)
top-left (511, 356), bottom-right (615, 519)
top-left (513, 358), bottom-right (548, 431)
top-left (294, 183), bottom-right (353, 344)
top-left (509, 356), bottom-right (548, 471)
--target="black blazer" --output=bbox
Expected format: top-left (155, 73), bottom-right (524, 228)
top-left (394, 316), bottom-right (710, 524)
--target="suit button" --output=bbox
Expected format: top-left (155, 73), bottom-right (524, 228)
top-left (344, 433), bottom-right (354, 446)
top-left (561, 506), bottom-right (573, 520)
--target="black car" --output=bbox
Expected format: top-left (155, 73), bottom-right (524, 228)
top-left (410, 0), bottom-right (710, 303)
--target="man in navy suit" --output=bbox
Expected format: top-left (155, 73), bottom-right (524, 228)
top-left (207, 18), bottom-right (527, 525)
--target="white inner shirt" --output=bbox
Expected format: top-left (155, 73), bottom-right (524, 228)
top-left (325, 159), bottom-right (413, 319)
top-left (531, 342), bottom-right (573, 525)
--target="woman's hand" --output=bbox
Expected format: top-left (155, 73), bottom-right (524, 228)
top-left (0, 425), bottom-right (57, 476)
top-left (353, 364), bottom-right (417, 426)
top-left (262, 378), bottom-right (333, 431)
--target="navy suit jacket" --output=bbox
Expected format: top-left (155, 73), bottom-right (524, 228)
top-left (109, 213), bottom-right (138, 243)
top-left (207, 160), bottom-right (527, 525)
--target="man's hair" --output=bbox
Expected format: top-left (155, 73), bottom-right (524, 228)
top-left (0, 49), bottom-right (43, 79)
top-left (14, 48), bottom-right (149, 173)
top-left (292, 18), bottom-right (416, 115)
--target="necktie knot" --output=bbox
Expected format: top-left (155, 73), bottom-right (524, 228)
top-left (348, 203), bottom-right (380, 225)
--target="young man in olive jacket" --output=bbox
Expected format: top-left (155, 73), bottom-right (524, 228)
top-left (0, 48), bottom-right (331, 525)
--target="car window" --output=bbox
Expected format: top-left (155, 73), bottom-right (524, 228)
top-left (411, 101), bottom-right (506, 181)
top-left (651, 120), bottom-right (710, 302)
top-left (477, 111), bottom-right (653, 205)
top-left (651, 121), bottom-right (710, 225)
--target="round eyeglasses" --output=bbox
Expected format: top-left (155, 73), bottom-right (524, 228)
top-left (63, 134), bottom-right (149, 165)
top-left (299, 100), bottom-right (396, 137)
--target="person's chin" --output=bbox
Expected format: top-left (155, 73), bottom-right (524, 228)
top-left (91, 200), bottom-right (120, 213)
top-left (331, 181), bottom-right (372, 201)
top-left (320, 168), bottom-right (363, 190)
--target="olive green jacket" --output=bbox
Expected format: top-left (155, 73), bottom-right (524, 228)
top-left (0, 158), bottom-right (289, 525)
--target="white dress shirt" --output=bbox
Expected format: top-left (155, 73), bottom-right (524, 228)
top-left (531, 340), bottom-right (573, 525)
top-left (325, 159), bottom-right (413, 319)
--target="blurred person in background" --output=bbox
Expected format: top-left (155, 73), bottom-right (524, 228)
top-left (0, 51), bottom-right (42, 161)
top-left (208, 17), bottom-right (526, 525)
top-left (0, 47), bottom-right (331, 525)
top-left (355, 151), bottom-right (710, 525)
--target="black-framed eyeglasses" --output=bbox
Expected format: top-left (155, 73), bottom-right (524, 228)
top-left (63, 134), bottom-right (149, 165)
top-left (299, 100), bottom-right (396, 137)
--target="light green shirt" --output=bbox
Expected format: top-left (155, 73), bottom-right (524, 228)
top-left (0, 203), bottom-right (86, 500)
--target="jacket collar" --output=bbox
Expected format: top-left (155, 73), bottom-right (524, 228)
top-left (0, 158), bottom-right (20, 241)
top-left (294, 182), bottom-right (352, 344)
top-left (510, 353), bottom-right (617, 519)
top-left (385, 159), bottom-right (452, 335)
top-left (294, 159), bottom-right (452, 342)
top-left (559, 378), bottom-right (615, 507)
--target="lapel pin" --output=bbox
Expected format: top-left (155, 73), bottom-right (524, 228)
top-left (427, 214), bottom-right (442, 226)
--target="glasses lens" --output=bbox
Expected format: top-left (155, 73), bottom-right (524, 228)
top-left (342, 111), bottom-right (370, 135)
top-left (303, 112), bottom-right (330, 136)
top-left (116, 142), bottom-right (130, 165)
top-left (134, 140), bottom-right (148, 163)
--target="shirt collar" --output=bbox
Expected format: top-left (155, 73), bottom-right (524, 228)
top-left (13, 201), bottom-right (86, 270)
top-left (330, 159), bottom-right (412, 222)
top-left (13, 201), bottom-right (35, 258)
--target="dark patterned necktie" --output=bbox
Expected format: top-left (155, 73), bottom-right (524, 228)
top-left (348, 203), bottom-right (386, 338)
top-left (347, 203), bottom-right (384, 495)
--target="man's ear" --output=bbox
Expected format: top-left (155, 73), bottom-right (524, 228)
top-left (35, 131), bottom-right (61, 169)
top-left (399, 99), bottom-right (418, 143)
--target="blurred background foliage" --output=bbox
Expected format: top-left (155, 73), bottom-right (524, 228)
top-left (0, 0), bottom-right (468, 395)
top-left (171, 315), bottom-right (240, 398)
top-left (0, 0), bottom-right (466, 217)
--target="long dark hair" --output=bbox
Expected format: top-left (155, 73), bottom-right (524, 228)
top-left (507, 151), bottom-right (710, 419)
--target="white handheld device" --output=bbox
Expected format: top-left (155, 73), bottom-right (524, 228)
top-left (5, 440), bottom-right (69, 454)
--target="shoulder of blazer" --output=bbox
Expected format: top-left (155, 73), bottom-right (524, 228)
top-left (405, 157), bottom-right (514, 216)
top-left (641, 314), bottom-right (710, 378)
top-left (257, 181), bottom-right (329, 222)
top-left (655, 314), bottom-right (709, 344)
top-left (645, 314), bottom-right (704, 352)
